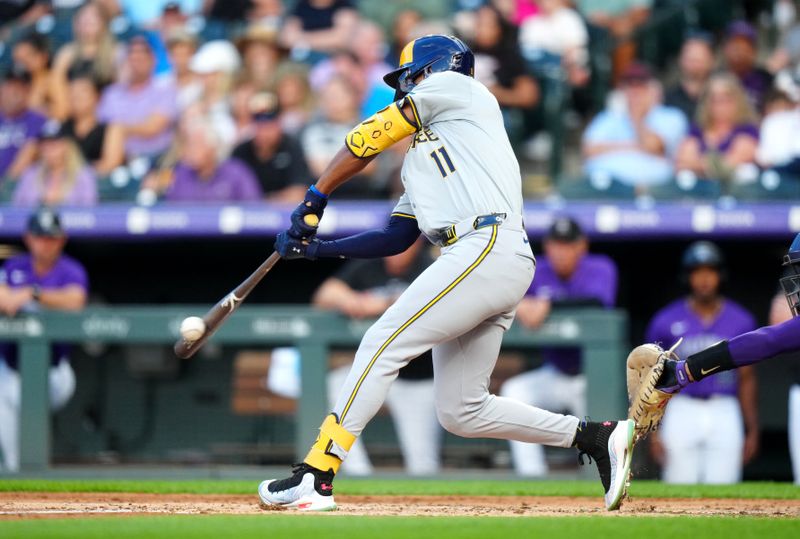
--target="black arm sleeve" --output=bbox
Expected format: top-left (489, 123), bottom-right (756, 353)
top-left (313, 214), bottom-right (421, 259)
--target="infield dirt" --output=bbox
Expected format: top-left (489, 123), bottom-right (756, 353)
top-left (1, 492), bottom-right (798, 519)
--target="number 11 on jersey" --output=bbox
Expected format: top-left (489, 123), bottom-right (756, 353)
top-left (430, 146), bottom-right (456, 178)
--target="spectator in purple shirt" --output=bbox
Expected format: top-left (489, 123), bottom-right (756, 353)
top-left (159, 119), bottom-right (263, 202)
top-left (0, 207), bottom-right (88, 472)
top-left (97, 35), bottom-right (179, 161)
top-left (0, 67), bottom-right (46, 180)
top-left (13, 120), bottom-right (98, 207)
top-left (499, 217), bottom-right (618, 476)
top-left (722, 21), bottom-right (774, 113)
top-left (675, 73), bottom-right (759, 183)
top-left (646, 241), bottom-right (758, 484)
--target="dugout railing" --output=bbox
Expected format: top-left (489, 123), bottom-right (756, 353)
top-left (0, 306), bottom-right (628, 472)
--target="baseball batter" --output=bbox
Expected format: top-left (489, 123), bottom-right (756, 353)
top-left (258, 35), bottom-right (635, 512)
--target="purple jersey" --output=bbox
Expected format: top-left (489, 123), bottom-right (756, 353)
top-left (13, 165), bottom-right (98, 206)
top-left (0, 253), bottom-right (89, 370)
top-left (527, 254), bottom-right (618, 375)
top-left (0, 110), bottom-right (47, 176)
top-left (97, 78), bottom-right (178, 158)
top-left (687, 123), bottom-right (759, 154)
top-left (165, 159), bottom-right (263, 202)
top-left (647, 299), bottom-right (756, 398)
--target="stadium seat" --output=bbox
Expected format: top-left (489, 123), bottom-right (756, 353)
top-left (729, 172), bottom-right (800, 201)
top-left (558, 175), bottom-right (637, 200)
top-left (0, 178), bottom-right (16, 203)
top-left (646, 178), bottom-right (722, 200)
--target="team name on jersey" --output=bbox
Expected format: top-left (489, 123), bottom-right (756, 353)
top-left (408, 127), bottom-right (439, 150)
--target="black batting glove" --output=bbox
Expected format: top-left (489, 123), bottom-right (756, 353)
top-left (274, 231), bottom-right (320, 260)
top-left (288, 185), bottom-right (327, 240)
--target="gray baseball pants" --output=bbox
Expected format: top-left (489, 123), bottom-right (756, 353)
top-left (329, 216), bottom-right (580, 460)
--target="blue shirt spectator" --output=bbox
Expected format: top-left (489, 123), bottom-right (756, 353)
top-left (117, 0), bottom-right (202, 27)
top-left (583, 63), bottom-right (687, 186)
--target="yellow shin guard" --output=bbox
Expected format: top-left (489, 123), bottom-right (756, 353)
top-left (304, 414), bottom-right (356, 474)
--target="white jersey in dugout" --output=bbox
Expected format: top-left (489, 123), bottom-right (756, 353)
top-left (392, 71), bottom-right (523, 239)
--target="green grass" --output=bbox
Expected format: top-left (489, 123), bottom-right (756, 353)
top-left (1, 479), bottom-right (798, 538)
top-left (0, 478), bottom-right (799, 499)
top-left (1, 515), bottom-right (798, 539)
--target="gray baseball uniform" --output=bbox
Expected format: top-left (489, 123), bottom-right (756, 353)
top-left (328, 71), bottom-right (579, 460)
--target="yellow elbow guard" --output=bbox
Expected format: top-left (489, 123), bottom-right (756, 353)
top-left (345, 102), bottom-right (418, 158)
top-left (304, 414), bottom-right (357, 474)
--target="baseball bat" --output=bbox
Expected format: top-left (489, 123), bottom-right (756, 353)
top-left (173, 213), bottom-right (320, 359)
top-left (173, 251), bottom-right (281, 359)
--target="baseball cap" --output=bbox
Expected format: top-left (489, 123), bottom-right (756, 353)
top-left (190, 40), bottom-right (241, 74)
top-left (163, 1), bottom-right (181, 13)
top-left (726, 21), bottom-right (757, 44)
top-left (546, 217), bottom-right (584, 242)
top-left (250, 92), bottom-right (280, 122)
top-left (128, 32), bottom-right (154, 50)
top-left (620, 62), bottom-right (653, 85)
top-left (27, 207), bottom-right (65, 237)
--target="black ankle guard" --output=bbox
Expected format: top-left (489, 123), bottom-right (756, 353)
top-left (572, 419), bottom-right (614, 451)
top-left (686, 340), bottom-right (735, 381)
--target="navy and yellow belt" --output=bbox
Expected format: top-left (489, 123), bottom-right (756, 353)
top-left (435, 213), bottom-right (509, 246)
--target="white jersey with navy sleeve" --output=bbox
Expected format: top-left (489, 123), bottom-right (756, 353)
top-left (400, 71), bottom-right (523, 237)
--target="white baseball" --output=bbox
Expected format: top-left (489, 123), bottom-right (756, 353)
top-left (180, 316), bottom-right (206, 342)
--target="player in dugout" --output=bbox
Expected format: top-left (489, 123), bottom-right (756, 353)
top-left (0, 207), bottom-right (88, 472)
top-left (646, 242), bottom-right (758, 484)
top-left (259, 34), bottom-right (636, 512)
top-left (629, 234), bottom-right (800, 455)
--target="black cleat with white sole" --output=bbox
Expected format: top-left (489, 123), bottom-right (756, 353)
top-left (574, 419), bottom-right (636, 510)
top-left (258, 463), bottom-right (337, 511)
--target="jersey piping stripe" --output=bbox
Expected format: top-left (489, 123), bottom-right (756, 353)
top-left (406, 96), bottom-right (422, 129)
top-left (339, 225), bottom-right (498, 421)
top-left (390, 212), bottom-right (416, 219)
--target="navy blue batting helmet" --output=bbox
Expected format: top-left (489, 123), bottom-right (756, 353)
top-left (781, 233), bottom-right (800, 317)
top-left (681, 241), bottom-right (726, 287)
top-left (383, 35), bottom-right (474, 99)
top-left (682, 241), bottom-right (725, 272)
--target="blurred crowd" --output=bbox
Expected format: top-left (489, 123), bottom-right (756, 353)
top-left (1, 0), bottom-right (800, 205)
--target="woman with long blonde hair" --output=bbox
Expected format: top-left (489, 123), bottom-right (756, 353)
top-left (49, 1), bottom-right (121, 120)
top-left (13, 123), bottom-right (98, 206)
top-left (675, 73), bottom-right (759, 181)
